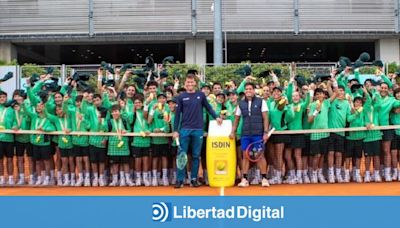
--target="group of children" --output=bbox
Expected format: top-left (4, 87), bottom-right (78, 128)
top-left (0, 62), bottom-right (400, 187)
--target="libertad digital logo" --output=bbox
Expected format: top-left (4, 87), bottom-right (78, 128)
top-left (152, 202), bottom-right (284, 222)
top-left (152, 202), bottom-right (172, 222)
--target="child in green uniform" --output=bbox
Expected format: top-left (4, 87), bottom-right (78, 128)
top-left (285, 80), bottom-right (311, 184)
top-left (24, 100), bottom-right (55, 186)
top-left (103, 104), bottom-right (134, 187)
top-left (308, 88), bottom-right (331, 184)
top-left (0, 91), bottom-right (15, 185)
top-left (12, 91), bottom-right (33, 185)
top-left (148, 94), bottom-right (170, 186)
top-left (129, 96), bottom-right (151, 186)
top-left (45, 105), bottom-right (73, 186)
top-left (346, 96), bottom-right (367, 183)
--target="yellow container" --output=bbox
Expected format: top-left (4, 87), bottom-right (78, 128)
top-left (206, 136), bottom-right (236, 187)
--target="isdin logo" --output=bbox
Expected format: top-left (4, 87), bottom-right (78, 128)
top-left (152, 202), bottom-right (171, 222)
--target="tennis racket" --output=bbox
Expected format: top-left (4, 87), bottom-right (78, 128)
top-left (175, 138), bottom-right (188, 170)
top-left (244, 128), bottom-right (275, 163)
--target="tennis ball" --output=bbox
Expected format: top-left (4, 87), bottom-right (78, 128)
top-left (0, 125), bottom-right (5, 130)
top-left (345, 94), bottom-right (351, 100)
top-left (295, 105), bottom-right (301, 112)
top-left (117, 141), bottom-right (124, 148)
top-left (149, 93), bottom-right (154, 100)
top-left (140, 131), bottom-right (146, 137)
top-left (216, 161), bottom-right (225, 171)
top-left (357, 107), bottom-right (363, 113)
top-left (278, 98), bottom-right (286, 105)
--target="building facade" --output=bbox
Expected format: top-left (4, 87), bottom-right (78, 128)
top-left (0, 0), bottom-right (399, 64)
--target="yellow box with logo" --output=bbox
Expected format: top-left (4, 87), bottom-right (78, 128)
top-left (206, 120), bottom-right (236, 187)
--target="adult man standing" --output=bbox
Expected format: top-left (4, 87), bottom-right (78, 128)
top-left (173, 74), bottom-right (222, 188)
top-left (230, 82), bottom-right (271, 187)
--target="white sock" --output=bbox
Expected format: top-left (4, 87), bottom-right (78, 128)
top-left (162, 168), bottom-right (168, 178)
top-left (50, 170), bottom-right (55, 179)
top-left (365, 171), bottom-right (370, 176)
top-left (19, 173), bottom-right (24, 179)
top-left (136, 172), bottom-right (141, 179)
top-left (119, 171), bottom-right (125, 179)
top-left (152, 170), bottom-right (157, 178)
top-left (64, 174), bottom-right (69, 180)
top-left (125, 173), bottom-right (130, 180)
top-left (85, 172), bottom-right (90, 178)
top-left (78, 173), bottom-right (83, 179)
top-left (70, 173), bottom-right (76, 180)
top-left (143, 172), bottom-right (148, 178)
top-left (112, 174), bottom-right (118, 181)
top-left (93, 172), bottom-right (98, 179)
top-left (57, 171), bottom-right (62, 178)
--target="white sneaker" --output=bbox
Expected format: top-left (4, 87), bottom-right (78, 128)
top-left (238, 178), bottom-right (249, 187)
top-left (318, 173), bottom-right (327, 184)
top-left (343, 170), bottom-right (350, 183)
top-left (303, 172), bottom-right (311, 184)
top-left (158, 176), bottom-right (163, 186)
top-left (162, 176), bottom-right (169, 186)
top-left (261, 178), bottom-right (270, 187)
top-left (48, 177), bottom-right (55, 186)
top-left (288, 176), bottom-right (297, 184)
top-left (75, 178), bottom-right (83, 187)
top-left (392, 169), bottom-right (398, 181)
top-left (171, 175), bottom-right (177, 185)
top-left (355, 174), bottom-right (363, 183)
top-left (328, 173), bottom-right (335, 184)
top-left (143, 176), bottom-right (151, 187)
top-left (135, 176), bottom-right (142, 186)
top-left (99, 177), bottom-right (105, 187)
top-left (56, 178), bottom-right (62, 186)
top-left (119, 177), bottom-right (126, 187)
top-left (8, 177), bottom-right (15, 186)
top-left (311, 172), bottom-right (318, 184)
top-left (42, 176), bottom-right (50, 186)
top-left (125, 177), bottom-right (135, 187)
top-left (84, 177), bottom-right (91, 187)
top-left (296, 171), bottom-right (303, 184)
top-left (92, 178), bottom-right (98, 187)
top-left (109, 179), bottom-right (118, 187)
top-left (63, 178), bottom-right (70, 186)
top-left (70, 178), bottom-right (76, 187)
top-left (151, 176), bottom-right (158, 186)
top-left (0, 176), bottom-right (5, 186)
top-left (374, 172), bottom-right (382, 182)
top-left (35, 176), bottom-right (43, 186)
top-left (364, 172), bottom-right (371, 183)
top-left (17, 178), bottom-right (25, 185)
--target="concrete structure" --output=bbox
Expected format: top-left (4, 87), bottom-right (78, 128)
top-left (0, 0), bottom-right (399, 64)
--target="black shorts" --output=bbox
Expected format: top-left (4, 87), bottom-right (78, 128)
top-left (151, 144), bottom-right (168, 157)
top-left (270, 134), bottom-right (290, 144)
top-left (15, 142), bottom-right (32, 157)
top-left (89, 146), bottom-right (107, 163)
top-left (328, 133), bottom-right (345, 153)
top-left (109, 156), bottom-right (130, 164)
top-left (171, 146), bottom-right (177, 157)
top-left (72, 146), bottom-right (89, 157)
top-left (310, 137), bottom-right (329, 155)
top-left (391, 135), bottom-right (400, 150)
top-left (0, 142), bottom-right (14, 158)
top-left (51, 141), bottom-right (57, 155)
top-left (131, 146), bottom-right (150, 158)
top-left (302, 135), bottom-right (311, 157)
top-left (382, 130), bottom-right (394, 142)
top-left (345, 139), bottom-right (363, 158)
top-left (32, 145), bottom-right (52, 161)
top-left (363, 141), bottom-right (381, 157)
top-left (60, 148), bottom-right (73, 158)
top-left (288, 134), bottom-right (305, 149)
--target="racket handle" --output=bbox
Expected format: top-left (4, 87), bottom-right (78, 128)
top-left (175, 138), bottom-right (180, 146)
top-left (267, 128), bottom-right (275, 137)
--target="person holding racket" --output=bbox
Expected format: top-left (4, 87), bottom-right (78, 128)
top-left (173, 73), bottom-right (222, 188)
top-left (230, 82), bottom-right (271, 187)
